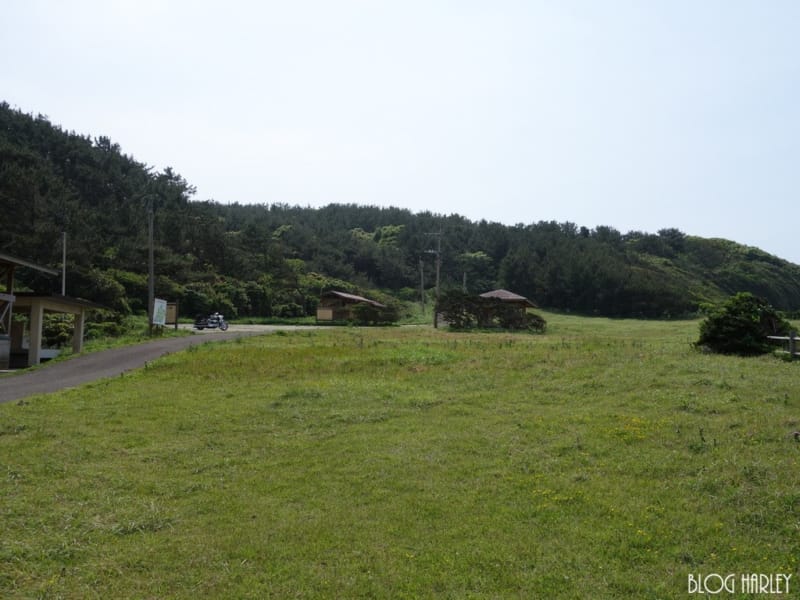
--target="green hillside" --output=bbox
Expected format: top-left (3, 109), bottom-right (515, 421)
top-left (2, 102), bottom-right (800, 320)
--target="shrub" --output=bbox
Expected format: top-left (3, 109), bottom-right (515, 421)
top-left (696, 292), bottom-right (791, 355)
top-left (352, 302), bottom-right (400, 326)
top-left (84, 312), bottom-right (140, 340)
top-left (437, 290), bottom-right (478, 329)
top-left (523, 312), bottom-right (548, 333)
top-left (42, 314), bottom-right (74, 347)
top-left (274, 303), bottom-right (305, 318)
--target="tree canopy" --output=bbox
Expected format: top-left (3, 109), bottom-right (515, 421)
top-left (3, 102), bottom-right (800, 321)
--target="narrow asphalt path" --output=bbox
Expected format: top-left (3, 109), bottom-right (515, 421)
top-left (0, 327), bottom-right (277, 404)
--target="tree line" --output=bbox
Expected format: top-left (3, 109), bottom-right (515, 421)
top-left (3, 102), bottom-right (800, 324)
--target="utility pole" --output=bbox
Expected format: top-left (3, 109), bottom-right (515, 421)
top-left (425, 232), bottom-right (442, 328)
top-left (419, 258), bottom-right (425, 314)
top-left (148, 196), bottom-right (155, 334)
top-left (140, 193), bottom-right (157, 335)
top-left (434, 239), bottom-right (441, 328)
top-left (57, 208), bottom-right (67, 296)
top-left (61, 230), bottom-right (66, 296)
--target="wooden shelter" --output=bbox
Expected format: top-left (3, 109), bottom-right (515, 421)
top-left (0, 252), bottom-right (101, 368)
top-left (11, 293), bottom-right (104, 367)
top-left (0, 252), bottom-right (59, 369)
top-left (477, 289), bottom-right (537, 327)
top-left (316, 290), bottom-right (385, 322)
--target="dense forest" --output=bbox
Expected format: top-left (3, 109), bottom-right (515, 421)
top-left (3, 102), bottom-right (800, 322)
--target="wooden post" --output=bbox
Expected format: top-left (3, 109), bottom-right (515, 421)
top-left (2, 265), bottom-right (14, 334)
top-left (28, 301), bottom-right (43, 366)
top-left (791, 331), bottom-right (797, 358)
top-left (425, 231), bottom-right (442, 328)
top-left (434, 249), bottom-right (440, 329)
top-left (148, 199), bottom-right (155, 336)
top-left (61, 230), bottom-right (67, 296)
top-left (72, 309), bottom-right (85, 354)
top-left (5, 264), bottom-right (13, 296)
top-left (419, 259), bottom-right (425, 314)
top-left (433, 234), bottom-right (441, 329)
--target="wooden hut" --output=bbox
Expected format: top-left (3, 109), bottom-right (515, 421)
top-left (478, 289), bottom-right (537, 327)
top-left (316, 291), bottom-right (386, 322)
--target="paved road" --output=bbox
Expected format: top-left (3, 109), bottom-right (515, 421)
top-left (0, 326), bottom-right (299, 404)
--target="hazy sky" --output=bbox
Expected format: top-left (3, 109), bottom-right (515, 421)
top-left (3, 1), bottom-right (799, 262)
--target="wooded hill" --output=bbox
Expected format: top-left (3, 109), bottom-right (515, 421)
top-left (3, 102), bottom-right (800, 320)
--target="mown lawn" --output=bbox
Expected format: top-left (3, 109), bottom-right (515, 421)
top-left (2, 314), bottom-right (800, 598)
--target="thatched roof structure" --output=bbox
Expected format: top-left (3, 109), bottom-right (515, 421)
top-left (479, 289), bottom-right (537, 308)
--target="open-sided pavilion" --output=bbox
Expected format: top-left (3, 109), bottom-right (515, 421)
top-left (1, 252), bottom-right (101, 368)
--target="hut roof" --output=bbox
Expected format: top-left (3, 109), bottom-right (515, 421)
top-left (321, 290), bottom-right (386, 308)
top-left (479, 289), bottom-right (537, 308)
top-left (0, 251), bottom-right (58, 275)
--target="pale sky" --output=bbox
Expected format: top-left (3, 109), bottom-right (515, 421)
top-left (3, 1), bottom-right (799, 262)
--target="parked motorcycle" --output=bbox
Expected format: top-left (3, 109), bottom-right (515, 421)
top-left (194, 312), bottom-right (229, 331)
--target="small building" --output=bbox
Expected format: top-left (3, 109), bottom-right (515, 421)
top-left (478, 289), bottom-right (538, 327)
top-left (1, 252), bottom-right (58, 369)
top-left (316, 291), bottom-right (385, 322)
top-left (1, 252), bottom-right (101, 368)
top-left (11, 293), bottom-right (105, 367)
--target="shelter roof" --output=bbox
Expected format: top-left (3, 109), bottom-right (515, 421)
top-left (479, 289), bottom-right (537, 308)
top-left (0, 251), bottom-right (58, 276)
top-left (14, 293), bottom-right (107, 311)
top-left (321, 290), bottom-right (386, 308)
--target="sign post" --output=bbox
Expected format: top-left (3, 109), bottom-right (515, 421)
top-left (152, 298), bottom-right (167, 327)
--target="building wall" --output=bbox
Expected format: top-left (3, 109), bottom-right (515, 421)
top-left (316, 305), bottom-right (355, 321)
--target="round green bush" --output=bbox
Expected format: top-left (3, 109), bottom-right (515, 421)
top-left (697, 292), bottom-right (791, 355)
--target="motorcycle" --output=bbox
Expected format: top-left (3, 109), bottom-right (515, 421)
top-left (194, 312), bottom-right (229, 331)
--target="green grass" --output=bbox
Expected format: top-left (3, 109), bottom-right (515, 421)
top-left (2, 314), bottom-right (800, 598)
top-left (79, 324), bottom-right (190, 352)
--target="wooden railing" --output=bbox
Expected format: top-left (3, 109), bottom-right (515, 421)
top-left (768, 332), bottom-right (800, 357)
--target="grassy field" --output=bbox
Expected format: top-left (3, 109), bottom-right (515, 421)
top-left (2, 313), bottom-right (800, 598)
